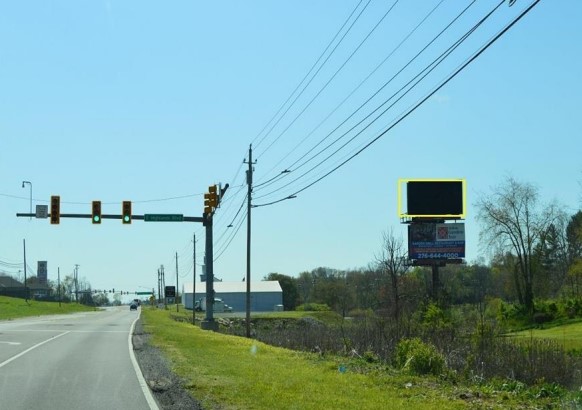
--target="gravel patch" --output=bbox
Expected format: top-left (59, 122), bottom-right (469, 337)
top-left (132, 318), bottom-right (203, 410)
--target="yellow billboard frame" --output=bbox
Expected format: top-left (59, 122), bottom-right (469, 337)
top-left (397, 178), bottom-right (466, 219)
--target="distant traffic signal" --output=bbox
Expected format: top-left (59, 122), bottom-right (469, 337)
top-left (50, 196), bottom-right (60, 224)
top-left (92, 201), bottom-right (102, 224)
top-left (122, 201), bottom-right (132, 224)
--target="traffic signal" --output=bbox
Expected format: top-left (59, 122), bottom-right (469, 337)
top-left (122, 201), bottom-right (132, 224)
top-left (92, 201), bottom-right (102, 224)
top-left (209, 185), bottom-right (218, 207)
top-left (50, 196), bottom-right (60, 225)
top-left (204, 185), bottom-right (219, 214)
top-left (204, 193), bottom-right (212, 214)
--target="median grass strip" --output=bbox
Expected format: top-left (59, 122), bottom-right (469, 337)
top-left (141, 309), bottom-right (467, 410)
top-left (0, 296), bottom-right (95, 320)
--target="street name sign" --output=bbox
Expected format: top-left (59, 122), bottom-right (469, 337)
top-left (144, 214), bottom-right (184, 222)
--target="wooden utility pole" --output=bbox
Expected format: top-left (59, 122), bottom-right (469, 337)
top-left (244, 145), bottom-right (255, 338)
top-left (192, 234), bottom-right (196, 325)
top-left (176, 252), bottom-right (179, 312)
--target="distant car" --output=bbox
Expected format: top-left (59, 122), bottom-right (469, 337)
top-left (224, 304), bottom-right (233, 313)
top-left (130, 303), bottom-right (138, 311)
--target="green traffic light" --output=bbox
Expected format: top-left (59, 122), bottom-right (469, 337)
top-left (93, 215), bottom-right (101, 223)
top-left (123, 215), bottom-right (130, 223)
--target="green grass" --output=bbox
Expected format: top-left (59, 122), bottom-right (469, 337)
top-left (145, 309), bottom-right (544, 410)
top-left (511, 321), bottom-right (582, 351)
top-left (253, 309), bottom-right (343, 323)
top-left (0, 296), bottom-right (96, 320)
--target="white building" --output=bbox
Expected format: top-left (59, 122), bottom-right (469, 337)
top-left (183, 281), bottom-right (283, 312)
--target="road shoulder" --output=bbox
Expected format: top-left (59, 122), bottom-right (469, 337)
top-left (132, 317), bottom-right (203, 410)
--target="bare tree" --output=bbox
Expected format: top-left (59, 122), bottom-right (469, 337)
top-left (476, 177), bottom-right (559, 314)
top-left (376, 228), bottom-right (409, 326)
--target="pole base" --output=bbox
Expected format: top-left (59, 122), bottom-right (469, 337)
top-left (200, 320), bottom-right (219, 331)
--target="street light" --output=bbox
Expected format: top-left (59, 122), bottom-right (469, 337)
top-left (21, 181), bottom-right (32, 220)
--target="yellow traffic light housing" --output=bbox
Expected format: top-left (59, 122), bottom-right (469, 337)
top-left (92, 201), bottom-right (102, 224)
top-left (122, 201), bottom-right (132, 224)
top-left (208, 185), bottom-right (218, 207)
top-left (204, 193), bottom-right (212, 214)
top-left (50, 196), bottom-right (60, 225)
top-left (204, 185), bottom-right (219, 214)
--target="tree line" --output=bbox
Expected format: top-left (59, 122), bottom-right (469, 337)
top-left (266, 177), bottom-right (582, 320)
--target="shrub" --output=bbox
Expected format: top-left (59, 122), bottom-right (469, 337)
top-left (395, 337), bottom-right (445, 376)
top-left (295, 303), bottom-right (331, 312)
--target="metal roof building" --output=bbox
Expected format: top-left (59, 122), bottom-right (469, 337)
top-left (183, 281), bottom-right (282, 312)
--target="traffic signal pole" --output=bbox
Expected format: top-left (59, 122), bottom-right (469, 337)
top-left (17, 193), bottom-right (225, 332)
top-left (201, 213), bottom-right (218, 331)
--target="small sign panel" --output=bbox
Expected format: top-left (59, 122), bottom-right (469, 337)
top-left (37, 261), bottom-right (48, 285)
top-left (36, 205), bottom-right (48, 219)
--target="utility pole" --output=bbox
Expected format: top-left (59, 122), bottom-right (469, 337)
top-left (161, 265), bottom-right (166, 308)
top-left (175, 252), bottom-right (179, 312)
top-left (23, 239), bottom-right (28, 302)
top-left (157, 268), bottom-right (161, 304)
top-left (58, 267), bottom-right (61, 307)
top-left (192, 234), bottom-right (196, 325)
top-left (244, 144), bottom-right (256, 338)
top-left (74, 264), bottom-right (79, 303)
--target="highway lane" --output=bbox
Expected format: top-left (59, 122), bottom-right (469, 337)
top-left (0, 306), bottom-right (158, 410)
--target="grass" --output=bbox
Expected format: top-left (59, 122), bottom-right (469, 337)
top-left (142, 309), bottom-right (468, 409)
top-left (0, 295), bottom-right (96, 320)
top-left (142, 308), bottom-right (572, 410)
top-left (510, 321), bottom-right (582, 352)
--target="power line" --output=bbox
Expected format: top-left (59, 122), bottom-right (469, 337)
top-left (254, 0), bottom-right (450, 186)
top-left (254, 0), bottom-right (541, 206)
top-left (213, 211), bottom-right (247, 263)
top-left (252, 0), bottom-right (370, 151)
top-left (256, 0), bottom-right (398, 160)
top-left (253, 0), bottom-right (503, 201)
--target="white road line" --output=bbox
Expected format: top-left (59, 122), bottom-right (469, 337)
top-left (128, 312), bottom-right (159, 410)
top-left (1, 329), bottom-right (128, 333)
top-left (0, 341), bottom-right (21, 346)
top-left (0, 331), bottom-right (70, 369)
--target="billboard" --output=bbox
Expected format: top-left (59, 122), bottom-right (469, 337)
top-left (398, 179), bottom-right (466, 218)
top-left (37, 261), bottom-right (48, 285)
top-left (408, 223), bottom-right (465, 260)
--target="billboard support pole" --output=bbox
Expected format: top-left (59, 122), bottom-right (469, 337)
top-left (431, 263), bottom-right (440, 301)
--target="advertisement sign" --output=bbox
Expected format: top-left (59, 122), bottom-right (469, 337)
top-left (408, 223), bottom-right (465, 260)
top-left (37, 261), bottom-right (48, 285)
top-left (164, 286), bottom-right (176, 298)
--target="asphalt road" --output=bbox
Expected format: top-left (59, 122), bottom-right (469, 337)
top-left (0, 306), bottom-right (158, 410)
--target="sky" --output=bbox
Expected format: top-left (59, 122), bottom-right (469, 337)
top-left (1, 0), bottom-right (581, 300)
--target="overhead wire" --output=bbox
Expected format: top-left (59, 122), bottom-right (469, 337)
top-left (254, 0), bottom-right (542, 206)
top-left (255, 0), bottom-right (399, 161)
top-left (254, 0), bottom-right (449, 185)
top-left (253, 0), bottom-right (500, 201)
top-left (252, 0), bottom-right (370, 151)
top-left (213, 211), bottom-right (247, 263)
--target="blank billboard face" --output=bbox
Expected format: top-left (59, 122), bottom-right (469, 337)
top-left (407, 181), bottom-right (463, 217)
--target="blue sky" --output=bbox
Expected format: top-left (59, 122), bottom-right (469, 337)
top-left (1, 1), bottom-right (580, 298)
